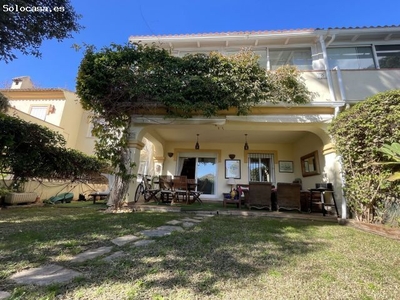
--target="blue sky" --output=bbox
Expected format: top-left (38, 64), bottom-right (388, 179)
top-left (1, 0), bottom-right (399, 91)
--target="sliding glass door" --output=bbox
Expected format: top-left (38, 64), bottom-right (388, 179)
top-left (177, 155), bottom-right (216, 195)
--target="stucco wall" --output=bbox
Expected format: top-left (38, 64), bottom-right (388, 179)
top-left (9, 99), bottom-right (66, 126)
top-left (162, 141), bottom-right (307, 200)
top-left (60, 91), bottom-right (86, 150)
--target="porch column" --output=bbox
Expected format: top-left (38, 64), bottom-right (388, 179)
top-left (127, 126), bottom-right (145, 203)
top-left (322, 143), bottom-right (347, 220)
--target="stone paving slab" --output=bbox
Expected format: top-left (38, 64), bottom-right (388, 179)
top-left (180, 218), bottom-right (202, 223)
top-left (182, 222), bottom-right (196, 228)
top-left (111, 235), bottom-right (140, 246)
top-left (0, 291), bottom-right (11, 299)
top-left (140, 229), bottom-right (173, 237)
top-left (157, 225), bottom-right (184, 232)
top-left (165, 220), bottom-right (182, 225)
top-left (104, 251), bottom-right (126, 262)
top-left (70, 246), bottom-right (113, 263)
top-left (133, 240), bottom-right (155, 247)
top-left (10, 264), bottom-right (81, 286)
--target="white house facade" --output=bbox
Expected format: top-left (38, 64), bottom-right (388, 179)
top-left (124, 25), bottom-right (400, 219)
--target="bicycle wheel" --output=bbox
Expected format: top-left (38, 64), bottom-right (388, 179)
top-left (134, 183), bottom-right (144, 203)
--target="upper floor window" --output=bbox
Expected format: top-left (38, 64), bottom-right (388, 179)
top-left (375, 45), bottom-right (400, 68)
top-left (269, 48), bottom-right (313, 70)
top-left (327, 47), bottom-right (375, 70)
top-left (30, 106), bottom-right (47, 120)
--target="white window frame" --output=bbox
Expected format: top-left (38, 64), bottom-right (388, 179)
top-left (29, 105), bottom-right (49, 121)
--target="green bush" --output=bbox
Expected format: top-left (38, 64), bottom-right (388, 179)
top-left (0, 113), bottom-right (107, 190)
top-left (329, 90), bottom-right (400, 225)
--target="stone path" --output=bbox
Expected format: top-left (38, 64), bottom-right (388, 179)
top-left (0, 214), bottom-right (213, 298)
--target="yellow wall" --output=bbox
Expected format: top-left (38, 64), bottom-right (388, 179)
top-left (74, 111), bottom-right (97, 155)
top-left (162, 141), bottom-right (312, 200)
top-left (60, 91), bottom-right (87, 150)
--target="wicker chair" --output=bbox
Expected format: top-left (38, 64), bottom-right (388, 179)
top-left (244, 182), bottom-right (272, 210)
top-left (276, 182), bottom-right (301, 211)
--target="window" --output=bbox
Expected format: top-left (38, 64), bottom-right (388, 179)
top-left (375, 45), bottom-right (400, 68)
top-left (30, 106), bottom-right (47, 120)
top-left (269, 48), bottom-right (313, 70)
top-left (327, 47), bottom-right (375, 69)
top-left (248, 153), bottom-right (275, 183)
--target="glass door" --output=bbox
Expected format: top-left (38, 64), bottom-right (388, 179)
top-left (196, 158), bottom-right (216, 195)
top-left (178, 155), bottom-right (216, 195)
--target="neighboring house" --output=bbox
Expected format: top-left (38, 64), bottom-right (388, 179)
top-left (126, 25), bottom-right (400, 218)
top-left (1, 76), bottom-right (95, 155)
top-left (0, 76), bottom-right (102, 200)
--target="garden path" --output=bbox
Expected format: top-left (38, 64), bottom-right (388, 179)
top-left (0, 214), bottom-right (213, 298)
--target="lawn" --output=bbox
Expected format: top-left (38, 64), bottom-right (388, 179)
top-left (0, 203), bottom-right (399, 300)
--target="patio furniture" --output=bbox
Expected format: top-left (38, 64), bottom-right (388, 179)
top-left (89, 191), bottom-right (110, 204)
top-left (309, 183), bottom-right (340, 217)
top-left (276, 182), bottom-right (301, 211)
top-left (187, 178), bottom-right (203, 204)
top-left (49, 192), bottom-right (74, 204)
top-left (159, 175), bottom-right (173, 202)
top-left (143, 175), bottom-right (160, 203)
top-left (172, 175), bottom-right (188, 203)
top-left (223, 192), bottom-right (241, 208)
top-left (244, 182), bottom-right (272, 210)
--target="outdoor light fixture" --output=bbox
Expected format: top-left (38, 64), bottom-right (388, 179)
top-left (167, 152), bottom-right (174, 158)
top-left (195, 134), bottom-right (200, 150)
top-left (244, 134), bottom-right (249, 150)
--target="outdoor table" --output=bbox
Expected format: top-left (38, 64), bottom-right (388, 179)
top-left (89, 192), bottom-right (109, 204)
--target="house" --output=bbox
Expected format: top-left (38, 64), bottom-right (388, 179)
top-left (0, 77), bottom-right (103, 200)
top-left (126, 25), bottom-right (400, 218)
top-left (1, 76), bottom-right (95, 155)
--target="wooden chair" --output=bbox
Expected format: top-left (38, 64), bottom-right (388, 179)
top-left (276, 182), bottom-right (301, 211)
top-left (159, 175), bottom-right (173, 202)
top-left (142, 175), bottom-right (160, 203)
top-left (244, 182), bottom-right (272, 210)
top-left (172, 176), bottom-right (188, 203)
top-left (187, 178), bottom-right (202, 204)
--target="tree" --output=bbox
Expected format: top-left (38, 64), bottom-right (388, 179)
top-left (0, 0), bottom-right (82, 62)
top-left (76, 43), bottom-right (314, 208)
top-left (0, 93), bottom-right (9, 112)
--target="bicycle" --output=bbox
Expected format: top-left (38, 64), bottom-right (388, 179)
top-left (134, 174), bottom-right (160, 203)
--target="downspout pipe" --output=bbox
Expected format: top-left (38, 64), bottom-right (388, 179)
top-left (320, 35), bottom-right (347, 220)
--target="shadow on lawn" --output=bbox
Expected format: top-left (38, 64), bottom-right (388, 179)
top-left (0, 205), bottom-right (337, 298)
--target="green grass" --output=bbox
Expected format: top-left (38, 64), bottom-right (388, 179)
top-left (1, 203), bottom-right (399, 299)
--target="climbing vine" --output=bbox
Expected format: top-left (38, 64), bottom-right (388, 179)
top-left (76, 42), bottom-right (314, 207)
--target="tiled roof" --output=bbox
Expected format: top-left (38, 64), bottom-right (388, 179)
top-left (0, 88), bottom-right (73, 93)
top-left (129, 25), bottom-right (400, 39)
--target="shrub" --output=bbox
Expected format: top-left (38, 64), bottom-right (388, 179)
top-left (329, 90), bottom-right (400, 225)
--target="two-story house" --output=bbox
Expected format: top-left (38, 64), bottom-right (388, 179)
top-left (1, 76), bottom-right (96, 155)
top-left (126, 25), bottom-right (400, 218)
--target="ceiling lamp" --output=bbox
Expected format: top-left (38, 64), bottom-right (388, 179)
top-left (244, 134), bottom-right (249, 150)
